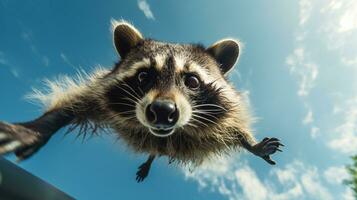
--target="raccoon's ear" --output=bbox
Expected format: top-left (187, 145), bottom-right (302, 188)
top-left (112, 20), bottom-right (143, 58)
top-left (206, 39), bottom-right (240, 75)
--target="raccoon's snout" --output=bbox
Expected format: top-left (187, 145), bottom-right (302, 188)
top-left (145, 99), bottom-right (179, 130)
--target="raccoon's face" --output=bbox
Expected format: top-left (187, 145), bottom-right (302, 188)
top-left (106, 20), bottom-right (240, 138)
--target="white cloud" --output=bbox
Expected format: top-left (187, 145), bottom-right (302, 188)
top-left (319, 0), bottom-right (357, 50)
top-left (21, 30), bottom-right (50, 67)
top-left (342, 56), bottom-right (357, 67)
top-left (289, 0), bottom-right (357, 148)
top-left (343, 188), bottom-right (355, 200)
top-left (42, 56), bottom-right (50, 67)
top-left (337, 1), bottom-right (357, 33)
top-left (324, 166), bottom-right (349, 185)
top-left (272, 161), bottom-right (332, 200)
top-left (286, 48), bottom-right (318, 97)
top-left (315, 0), bottom-right (357, 154)
top-left (10, 68), bottom-right (19, 78)
top-left (0, 51), bottom-right (7, 65)
top-left (299, 0), bottom-right (313, 26)
top-left (60, 53), bottom-right (77, 70)
top-left (301, 169), bottom-right (333, 200)
top-left (138, 0), bottom-right (155, 20)
top-left (183, 158), bottom-right (334, 200)
top-left (328, 97), bottom-right (357, 154)
top-left (235, 166), bottom-right (268, 200)
top-left (301, 109), bottom-right (320, 138)
top-left (302, 110), bottom-right (313, 125)
top-left (0, 51), bottom-right (21, 78)
top-left (329, 132), bottom-right (357, 154)
top-left (310, 126), bottom-right (320, 138)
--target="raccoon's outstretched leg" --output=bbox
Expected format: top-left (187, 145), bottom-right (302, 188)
top-left (239, 136), bottom-right (284, 165)
top-left (0, 108), bottom-right (75, 161)
top-left (136, 154), bottom-right (155, 183)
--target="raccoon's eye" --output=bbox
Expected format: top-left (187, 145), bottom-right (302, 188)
top-left (184, 74), bottom-right (200, 90)
top-left (137, 71), bottom-right (149, 83)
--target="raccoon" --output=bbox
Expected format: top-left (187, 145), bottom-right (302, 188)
top-left (0, 20), bottom-right (283, 182)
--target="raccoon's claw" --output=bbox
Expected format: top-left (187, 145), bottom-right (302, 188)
top-left (262, 155), bottom-right (276, 165)
top-left (0, 121), bottom-right (46, 160)
top-left (0, 121), bottom-right (38, 154)
top-left (252, 137), bottom-right (284, 165)
top-left (136, 163), bottom-right (151, 183)
top-left (15, 144), bottom-right (43, 162)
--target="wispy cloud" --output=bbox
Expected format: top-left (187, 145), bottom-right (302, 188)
top-left (302, 109), bottom-right (313, 125)
top-left (234, 166), bottom-right (268, 200)
top-left (341, 56), bottom-right (357, 68)
top-left (286, 48), bottom-right (318, 97)
top-left (336, 1), bottom-right (357, 33)
top-left (299, 0), bottom-right (313, 26)
top-left (302, 109), bottom-right (320, 138)
top-left (0, 51), bottom-right (21, 79)
top-left (137, 0), bottom-right (155, 20)
top-left (323, 166), bottom-right (349, 185)
top-left (60, 52), bottom-right (78, 70)
top-left (323, 165), bottom-right (354, 200)
top-left (10, 68), bottom-right (20, 78)
top-left (21, 30), bottom-right (50, 67)
top-left (300, 168), bottom-right (332, 200)
top-left (343, 188), bottom-right (355, 200)
top-left (315, 0), bottom-right (357, 155)
top-left (310, 126), bottom-right (320, 138)
top-left (328, 96), bottom-right (357, 154)
top-left (0, 51), bottom-right (7, 65)
top-left (183, 158), bottom-right (333, 200)
top-left (319, 0), bottom-right (357, 50)
top-left (286, 0), bottom-right (320, 142)
top-left (288, 0), bottom-right (357, 148)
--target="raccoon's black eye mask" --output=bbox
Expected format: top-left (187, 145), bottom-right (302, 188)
top-left (129, 66), bottom-right (203, 93)
top-left (135, 68), bottom-right (156, 92)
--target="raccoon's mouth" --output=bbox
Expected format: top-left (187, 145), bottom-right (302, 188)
top-left (149, 128), bottom-right (175, 137)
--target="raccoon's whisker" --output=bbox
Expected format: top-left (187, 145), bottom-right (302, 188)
top-left (192, 105), bottom-right (226, 111)
top-left (192, 110), bottom-right (224, 115)
top-left (107, 110), bottom-right (135, 119)
top-left (192, 112), bottom-right (220, 121)
top-left (124, 116), bottom-right (137, 121)
top-left (116, 110), bottom-right (136, 115)
top-left (192, 109), bottom-right (225, 113)
top-left (137, 87), bottom-right (144, 96)
top-left (115, 85), bottom-right (141, 102)
top-left (186, 122), bottom-right (199, 128)
top-left (192, 104), bottom-right (227, 111)
top-left (116, 85), bottom-right (139, 100)
top-left (122, 97), bottom-right (139, 105)
top-left (192, 114), bottom-right (220, 127)
top-left (190, 118), bottom-right (209, 128)
top-left (105, 114), bottom-right (123, 121)
top-left (108, 102), bottom-right (136, 107)
top-left (121, 83), bottom-right (141, 99)
top-left (109, 113), bottom-right (136, 122)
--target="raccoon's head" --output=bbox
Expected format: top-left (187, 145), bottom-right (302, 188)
top-left (106, 20), bottom-right (240, 140)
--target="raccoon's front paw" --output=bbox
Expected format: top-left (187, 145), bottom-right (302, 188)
top-left (136, 163), bottom-right (151, 183)
top-left (0, 121), bottom-right (48, 161)
top-left (252, 137), bottom-right (284, 165)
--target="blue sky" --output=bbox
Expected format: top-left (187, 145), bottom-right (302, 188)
top-left (1, 0), bottom-right (357, 199)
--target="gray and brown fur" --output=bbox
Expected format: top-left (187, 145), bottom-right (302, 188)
top-left (0, 20), bottom-right (283, 182)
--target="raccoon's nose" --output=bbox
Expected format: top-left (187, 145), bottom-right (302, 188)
top-left (146, 99), bottom-right (179, 128)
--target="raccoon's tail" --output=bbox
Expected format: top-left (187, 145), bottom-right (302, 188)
top-left (0, 109), bottom-right (74, 161)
